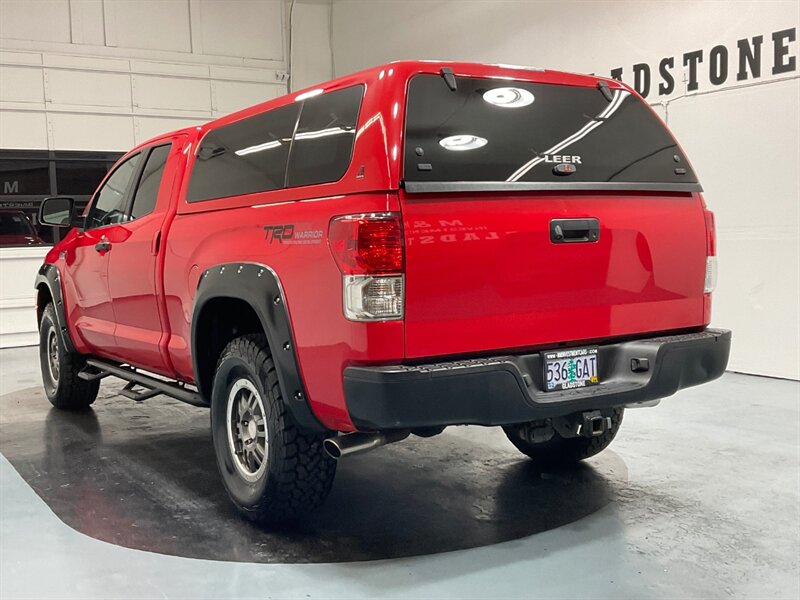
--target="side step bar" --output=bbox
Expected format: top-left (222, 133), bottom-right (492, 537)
top-left (79, 358), bottom-right (207, 407)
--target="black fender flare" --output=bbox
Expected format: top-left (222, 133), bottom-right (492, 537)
top-left (191, 262), bottom-right (325, 433)
top-left (34, 263), bottom-right (76, 353)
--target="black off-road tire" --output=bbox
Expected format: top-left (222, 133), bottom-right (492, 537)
top-left (503, 408), bottom-right (624, 467)
top-left (39, 303), bottom-right (99, 410)
top-left (210, 334), bottom-right (336, 524)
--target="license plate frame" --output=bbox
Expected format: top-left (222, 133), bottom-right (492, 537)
top-left (543, 346), bottom-right (600, 392)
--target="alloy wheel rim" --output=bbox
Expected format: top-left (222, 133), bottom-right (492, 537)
top-left (226, 378), bottom-right (268, 482)
top-left (46, 329), bottom-right (60, 385)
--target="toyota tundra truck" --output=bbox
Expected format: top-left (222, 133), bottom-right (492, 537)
top-left (35, 61), bottom-right (731, 524)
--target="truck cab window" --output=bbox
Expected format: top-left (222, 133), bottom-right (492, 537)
top-left (87, 153), bottom-right (141, 229)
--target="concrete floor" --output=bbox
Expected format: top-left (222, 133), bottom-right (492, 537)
top-left (1, 345), bottom-right (798, 599)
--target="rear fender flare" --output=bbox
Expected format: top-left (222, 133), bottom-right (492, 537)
top-left (191, 262), bottom-right (325, 432)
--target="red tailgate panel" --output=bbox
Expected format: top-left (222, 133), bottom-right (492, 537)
top-left (400, 191), bottom-right (707, 359)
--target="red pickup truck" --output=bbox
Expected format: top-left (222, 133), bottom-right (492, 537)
top-left (36, 61), bottom-right (730, 524)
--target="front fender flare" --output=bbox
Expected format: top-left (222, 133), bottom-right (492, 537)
top-left (34, 263), bottom-right (75, 353)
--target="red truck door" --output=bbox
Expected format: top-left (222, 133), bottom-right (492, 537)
top-left (105, 141), bottom-right (180, 375)
top-left (64, 152), bottom-right (143, 351)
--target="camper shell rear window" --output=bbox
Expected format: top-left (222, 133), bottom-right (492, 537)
top-left (403, 74), bottom-right (700, 192)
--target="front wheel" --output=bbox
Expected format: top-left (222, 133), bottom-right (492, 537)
top-left (503, 408), bottom-right (624, 467)
top-left (39, 303), bottom-right (99, 410)
top-left (210, 334), bottom-right (336, 524)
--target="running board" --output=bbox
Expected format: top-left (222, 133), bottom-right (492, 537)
top-left (81, 358), bottom-right (207, 407)
top-left (76, 365), bottom-right (109, 382)
top-left (119, 381), bottom-right (161, 402)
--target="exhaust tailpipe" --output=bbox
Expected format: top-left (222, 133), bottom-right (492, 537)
top-left (323, 430), bottom-right (409, 459)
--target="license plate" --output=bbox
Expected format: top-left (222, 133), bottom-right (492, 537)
top-left (543, 347), bottom-right (599, 391)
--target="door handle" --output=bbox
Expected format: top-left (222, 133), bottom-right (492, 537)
top-left (550, 218), bottom-right (600, 243)
top-left (95, 238), bottom-right (111, 253)
top-left (151, 230), bottom-right (162, 255)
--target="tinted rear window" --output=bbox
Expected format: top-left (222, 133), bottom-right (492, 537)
top-left (187, 103), bottom-right (300, 202)
top-left (404, 74), bottom-right (698, 187)
top-left (131, 144), bottom-right (170, 219)
top-left (286, 85), bottom-right (363, 187)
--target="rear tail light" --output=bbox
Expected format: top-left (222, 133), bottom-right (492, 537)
top-left (343, 275), bottom-right (404, 320)
top-left (704, 209), bottom-right (716, 257)
top-left (704, 256), bottom-right (717, 294)
top-left (329, 213), bottom-right (404, 321)
top-left (703, 208), bottom-right (717, 294)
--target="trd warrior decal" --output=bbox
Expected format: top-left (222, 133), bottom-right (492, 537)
top-left (264, 224), bottom-right (294, 243)
top-left (264, 224), bottom-right (324, 245)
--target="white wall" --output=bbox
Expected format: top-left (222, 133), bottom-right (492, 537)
top-left (0, 0), bottom-right (308, 348)
top-left (331, 0), bottom-right (800, 380)
top-left (0, 245), bottom-right (49, 347)
top-left (0, 0), bottom-right (291, 152)
top-left (289, 0), bottom-right (333, 90)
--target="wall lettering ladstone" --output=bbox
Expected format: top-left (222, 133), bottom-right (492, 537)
top-left (610, 27), bottom-right (797, 98)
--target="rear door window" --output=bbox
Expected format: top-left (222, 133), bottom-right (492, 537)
top-left (187, 103), bottom-right (300, 202)
top-left (404, 74), bottom-right (699, 189)
top-left (285, 85), bottom-right (363, 188)
top-left (130, 144), bottom-right (170, 219)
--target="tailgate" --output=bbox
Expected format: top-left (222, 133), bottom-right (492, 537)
top-left (400, 191), bottom-right (707, 358)
top-left (400, 70), bottom-right (707, 359)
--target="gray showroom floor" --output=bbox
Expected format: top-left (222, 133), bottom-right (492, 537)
top-left (1, 345), bottom-right (799, 599)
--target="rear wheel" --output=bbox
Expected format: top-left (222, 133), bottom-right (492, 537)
top-left (503, 408), bottom-right (624, 467)
top-left (38, 303), bottom-right (99, 410)
top-left (210, 334), bottom-right (336, 524)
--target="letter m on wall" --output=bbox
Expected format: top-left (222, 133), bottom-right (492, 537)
top-left (3, 180), bottom-right (19, 194)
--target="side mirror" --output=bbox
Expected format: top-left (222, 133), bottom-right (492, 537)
top-left (39, 196), bottom-right (77, 227)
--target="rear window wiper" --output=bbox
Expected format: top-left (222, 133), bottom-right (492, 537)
top-left (440, 67), bottom-right (457, 92)
top-left (597, 80), bottom-right (614, 102)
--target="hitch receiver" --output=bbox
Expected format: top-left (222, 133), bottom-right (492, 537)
top-left (579, 410), bottom-right (611, 438)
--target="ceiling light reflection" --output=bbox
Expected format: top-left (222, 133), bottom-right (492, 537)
top-left (439, 135), bottom-right (488, 151)
top-left (483, 87), bottom-right (535, 108)
top-left (235, 140), bottom-right (283, 156)
top-left (294, 126), bottom-right (351, 140)
top-left (295, 88), bottom-right (324, 102)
